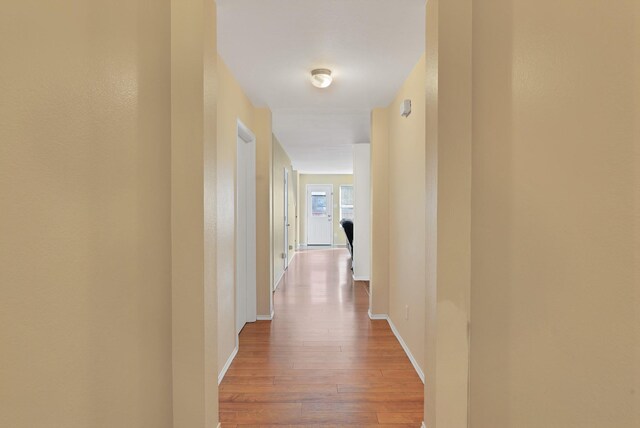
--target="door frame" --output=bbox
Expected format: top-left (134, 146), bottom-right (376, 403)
top-left (235, 119), bottom-right (257, 336)
top-left (305, 183), bottom-right (334, 246)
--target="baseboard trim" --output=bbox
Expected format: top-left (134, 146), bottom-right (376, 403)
top-left (421, 422), bottom-right (426, 428)
top-left (287, 251), bottom-right (297, 266)
top-left (367, 310), bottom-right (424, 383)
top-left (367, 309), bottom-right (388, 320)
top-left (217, 344), bottom-right (238, 385)
top-left (257, 310), bottom-right (274, 321)
top-left (353, 275), bottom-right (370, 281)
top-left (387, 317), bottom-right (425, 384)
top-left (274, 269), bottom-right (285, 291)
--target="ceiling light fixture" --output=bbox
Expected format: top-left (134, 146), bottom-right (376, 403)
top-left (310, 68), bottom-right (332, 88)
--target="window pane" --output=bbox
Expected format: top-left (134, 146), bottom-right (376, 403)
top-left (311, 194), bottom-right (327, 216)
top-left (340, 206), bottom-right (354, 221)
top-left (339, 185), bottom-right (354, 221)
top-left (340, 185), bottom-right (353, 206)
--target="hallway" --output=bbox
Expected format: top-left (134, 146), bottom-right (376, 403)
top-left (219, 249), bottom-right (424, 426)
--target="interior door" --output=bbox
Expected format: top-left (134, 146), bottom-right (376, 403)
top-left (236, 125), bottom-right (257, 335)
top-left (236, 135), bottom-right (247, 334)
top-left (284, 168), bottom-right (289, 270)
top-left (307, 184), bottom-right (333, 245)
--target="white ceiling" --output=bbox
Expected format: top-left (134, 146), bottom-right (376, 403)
top-left (218, 0), bottom-right (425, 174)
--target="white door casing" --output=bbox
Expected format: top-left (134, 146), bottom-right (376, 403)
top-left (306, 184), bottom-right (333, 246)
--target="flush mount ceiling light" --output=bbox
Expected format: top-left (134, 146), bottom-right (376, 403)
top-left (310, 68), bottom-right (332, 88)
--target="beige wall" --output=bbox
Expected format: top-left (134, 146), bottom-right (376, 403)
top-left (294, 171), bottom-right (301, 247)
top-left (423, 1), bottom-right (474, 426)
top-left (216, 57), bottom-right (274, 362)
top-left (0, 0), bottom-right (175, 426)
top-left (272, 136), bottom-right (295, 287)
top-left (254, 109), bottom-right (274, 315)
top-left (298, 174), bottom-right (353, 246)
top-left (370, 110), bottom-right (390, 315)
top-left (423, 1), bottom-right (639, 426)
top-left (171, 0), bottom-right (219, 425)
top-left (291, 170), bottom-right (300, 250)
top-left (469, 1), bottom-right (639, 426)
top-left (216, 57), bottom-right (255, 371)
top-left (385, 56), bottom-right (428, 374)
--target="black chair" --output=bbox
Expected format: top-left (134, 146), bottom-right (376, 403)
top-left (340, 219), bottom-right (354, 258)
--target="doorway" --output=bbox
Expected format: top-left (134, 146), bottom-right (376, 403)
top-left (236, 120), bottom-right (257, 335)
top-left (306, 184), bottom-right (333, 246)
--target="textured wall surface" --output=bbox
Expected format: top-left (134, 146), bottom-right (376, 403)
top-left (387, 56), bottom-right (428, 374)
top-left (1, 0), bottom-right (173, 426)
top-left (470, 1), bottom-right (639, 426)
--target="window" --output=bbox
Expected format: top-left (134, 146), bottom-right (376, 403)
top-left (340, 185), bottom-right (354, 221)
top-left (311, 192), bottom-right (328, 216)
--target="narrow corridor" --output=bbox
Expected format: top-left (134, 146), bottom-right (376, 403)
top-left (219, 249), bottom-right (424, 426)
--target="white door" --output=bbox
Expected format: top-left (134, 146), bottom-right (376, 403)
top-left (307, 184), bottom-right (333, 246)
top-left (236, 121), bottom-right (257, 335)
top-left (284, 169), bottom-right (289, 270)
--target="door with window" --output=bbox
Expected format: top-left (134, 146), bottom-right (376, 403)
top-left (306, 184), bottom-right (333, 246)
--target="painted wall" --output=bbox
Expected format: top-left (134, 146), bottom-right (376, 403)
top-left (353, 144), bottom-right (372, 280)
top-left (254, 109), bottom-right (274, 316)
top-left (291, 170), bottom-right (300, 250)
top-left (272, 135), bottom-right (295, 288)
top-left (370, 110), bottom-right (390, 315)
top-left (423, 1), bottom-right (473, 426)
top-left (379, 55), bottom-right (427, 374)
top-left (217, 58), bottom-right (273, 367)
top-left (216, 57), bottom-right (255, 372)
top-left (469, 1), bottom-right (639, 426)
top-left (0, 0), bottom-right (175, 426)
top-left (171, 0), bottom-right (219, 425)
top-left (298, 174), bottom-right (354, 247)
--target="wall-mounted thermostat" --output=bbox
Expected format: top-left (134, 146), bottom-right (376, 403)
top-left (400, 99), bottom-right (411, 117)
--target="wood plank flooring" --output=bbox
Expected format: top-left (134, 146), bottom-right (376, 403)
top-left (220, 248), bottom-right (424, 427)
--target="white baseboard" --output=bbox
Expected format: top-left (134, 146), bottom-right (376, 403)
top-left (366, 310), bottom-right (425, 384)
top-left (353, 275), bottom-right (370, 281)
top-left (274, 269), bottom-right (285, 291)
top-left (421, 422), bottom-right (426, 428)
top-left (217, 344), bottom-right (238, 385)
top-left (257, 310), bottom-right (274, 321)
top-left (298, 244), bottom-right (346, 249)
top-left (287, 251), bottom-right (297, 266)
top-left (368, 309), bottom-right (388, 320)
top-left (387, 317), bottom-right (425, 384)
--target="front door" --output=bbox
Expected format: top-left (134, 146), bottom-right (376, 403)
top-left (306, 184), bottom-right (333, 246)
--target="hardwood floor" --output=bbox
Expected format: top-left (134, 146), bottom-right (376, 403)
top-left (220, 248), bottom-right (424, 427)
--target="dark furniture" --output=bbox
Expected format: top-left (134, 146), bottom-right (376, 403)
top-left (340, 219), bottom-right (354, 258)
